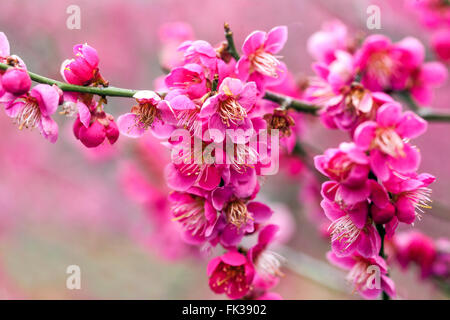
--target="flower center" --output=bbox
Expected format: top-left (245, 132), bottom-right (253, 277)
top-left (325, 153), bottom-right (354, 181)
top-left (226, 200), bottom-right (252, 229)
top-left (132, 103), bottom-right (159, 130)
top-left (15, 97), bottom-right (41, 130)
top-left (367, 51), bottom-right (396, 88)
top-left (211, 263), bottom-right (247, 293)
top-left (328, 215), bottom-right (361, 249)
top-left (249, 48), bottom-right (281, 78)
top-left (219, 98), bottom-right (247, 126)
top-left (404, 187), bottom-right (432, 220)
top-left (372, 127), bottom-right (405, 158)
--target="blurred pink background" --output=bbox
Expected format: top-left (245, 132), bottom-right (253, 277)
top-left (0, 0), bottom-right (448, 299)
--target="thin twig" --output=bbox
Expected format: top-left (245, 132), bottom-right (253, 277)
top-left (224, 23), bottom-right (240, 61)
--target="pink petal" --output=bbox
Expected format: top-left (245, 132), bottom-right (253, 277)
top-left (321, 199), bottom-right (345, 221)
top-left (395, 196), bottom-right (415, 224)
top-left (376, 102), bottom-right (402, 127)
top-left (326, 251), bottom-right (355, 270)
top-left (242, 31), bottom-right (266, 56)
top-left (258, 224), bottom-right (279, 246)
top-left (117, 113), bottom-right (145, 138)
top-left (221, 251), bottom-right (247, 266)
top-left (396, 37), bottom-right (425, 69)
top-left (0, 32), bottom-right (10, 57)
top-left (77, 101), bottom-right (91, 127)
top-left (31, 84), bottom-right (59, 116)
top-left (265, 26), bottom-right (288, 54)
top-left (39, 116), bottom-right (58, 143)
top-left (207, 257), bottom-right (222, 276)
top-left (247, 202), bottom-right (273, 223)
top-left (418, 62), bottom-right (448, 85)
top-left (219, 77), bottom-right (244, 96)
top-left (353, 121), bottom-right (377, 149)
top-left (370, 149), bottom-right (390, 181)
top-left (396, 111), bottom-right (427, 139)
top-left (164, 163), bottom-right (196, 191)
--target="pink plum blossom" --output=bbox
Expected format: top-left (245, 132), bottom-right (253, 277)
top-left (393, 231), bottom-right (437, 278)
top-left (177, 40), bottom-right (218, 76)
top-left (248, 224), bottom-right (284, 291)
top-left (169, 189), bottom-right (218, 245)
top-left (431, 30), bottom-right (450, 62)
top-left (2, 84), bottom-right (59, 143)
top-left (237, 26), bottom-right (288, 89)
top-left (354, 102), bottom-right (427, 181)
top-left (315, 142), bottom-right (371, 204)
top-left (200, 77), bottom-right (257, 142)
top-left (355, 35), bottom-right (425, 92)
top-left (207, 250), bottom-right (254, 299)
top-left (307, 20), bottom-right (352, 65)
top-left (382, 172), bottom-right (435, 225)
top-left (327, 251), bottom-right (396, 299)
top-left (61, 44), bottom-right (106, 86)
top-left (321, 199), bottom-right (380, 258)
top-left (408, 62), bottom-right (448, 105)
top-left (117, 90), bottom-right (175, 139)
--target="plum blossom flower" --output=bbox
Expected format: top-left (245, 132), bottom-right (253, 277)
top-left (408, 62), bottom-right (448, 105)
top-left (354, 102), bottom-right (427, 181)
top-left (431, 30), bottom-right (450, 62)
top-left (177, 40), bottom-right (218, 75)
top-left (207, 250), bottom-right (255, 299)
top-left (355, 35), bottom-right (425, 91)
top-left (165, 63), bottom-right (208, 100)
top-left (169, 189), bottom-right (218, 244)
top-left (248, 224), bottom-right (285, 290)
top-left (164, 138), bottom-right (223, 192)
top-left (61, 44), bottom-right (107, 86)
top-left (117, 90), bottom-right (175, 139)
top-left (237, 26), bottom-right (288, 88)
top-left (2, 84), bottom-right (59, 143)
top-left (321, 199), bottom-right (380, 258)
top-left (315, 142), bottom-right (371, 205)
top-left (307, 20), bottom-right (352, 65)
top-left (211, 186), bottom-right (273, 247)
top-left (200, 77), bottom-right (257, 141)
top-left (383, 172), bottom-right (435, 224)
top-left (327, 251), bottom-right (395, 299)
top-left (393, 231), bottom-right (437, 278)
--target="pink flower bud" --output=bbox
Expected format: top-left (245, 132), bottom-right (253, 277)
top-left (73, 113), bottom-right (119, 148)
top-left (78, 120), bottom-right (106, 148)
top-left (1, 68), bottom-right (31, 95)
top-left (371, 202), bottom-right (395, 224)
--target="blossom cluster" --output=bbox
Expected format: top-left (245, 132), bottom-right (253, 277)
top-left (0, 16), bottom-right (448, 300)
top-left (308, 21), bottom-right (446, 299)
top-left (115, 25), bottom-right (293, 300)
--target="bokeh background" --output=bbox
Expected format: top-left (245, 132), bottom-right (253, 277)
top-left (0, 0), bottom-right (448, 299)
